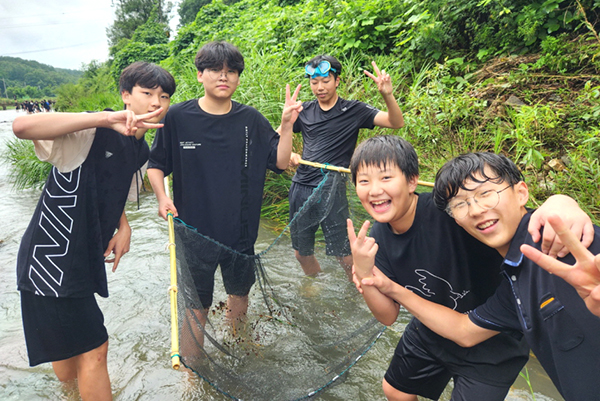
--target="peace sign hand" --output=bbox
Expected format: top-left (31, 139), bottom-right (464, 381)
top-left (521, 215), bottom-right (600, 317)
top-left (364, 61), bottom-right (393, 96)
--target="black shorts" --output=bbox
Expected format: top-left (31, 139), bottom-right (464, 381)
top-left (182, 245), bottom-right (257, 309)
top-left (385, 319), bottom-right (516, 400)
top-left (289, 179), bottom-right (350, 257)
top-left (20, 291), bottom-right (108, 367)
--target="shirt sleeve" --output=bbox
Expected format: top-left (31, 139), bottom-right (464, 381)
top-left (468, 278), bottom-right (522, 333)
top-left (33, 128), bottom-right (96, 173)
top-left (148, 124), bottom-right (172, 176)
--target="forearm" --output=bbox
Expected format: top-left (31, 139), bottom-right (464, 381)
top-left (13, 111), bottom-right (110, 140)
top-left (276, 127), bottom-right (293, 170)
top-left (362, 285), bottom-right (401, 326)
top-left (386, 284), bottom-right (497, 347)
top-left (147, 168), bottom-right (167, 200)
top-left (117, 210), bottom-right (130, 232)
top-left (381, 92), bottom-right (405, 129)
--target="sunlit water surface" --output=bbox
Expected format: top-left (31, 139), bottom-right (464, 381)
top-left (0, 109), bottom-right (563, 400)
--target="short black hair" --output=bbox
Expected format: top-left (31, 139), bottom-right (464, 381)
top-left (350, 135), bottom-right (419, 185)
top-left (119, 61), bottom-right (176, 96)
top-left (194, 41), bottom-right (245, 75)
top-left (433, 152), bottom-right (524, 210)
top-left (306, 55), bottom-right (342, 79)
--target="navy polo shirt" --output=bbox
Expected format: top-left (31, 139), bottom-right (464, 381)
top-left (469, 212), bottom-right (600, 401)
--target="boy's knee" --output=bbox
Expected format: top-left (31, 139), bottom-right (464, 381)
top-left (80, 341), bottom-right (109, 370)
top-left (382, 378), bottom-right (417, 401)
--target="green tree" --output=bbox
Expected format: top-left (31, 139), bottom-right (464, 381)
top-left (107, 0), bottom-right (173, 54)
top-left (178, 0), bottom-right (212, 26)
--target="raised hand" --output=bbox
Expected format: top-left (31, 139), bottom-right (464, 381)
top-left (281, 84), bottom-right (303, 126)
top-left (107, 108), bottom-right (165, 136)
top-left (521, 215), bottom-right (600, 316)
top-left (364, 61), bottom-right (393, 96)
top-left (347, 219), bottom-right (378, 279)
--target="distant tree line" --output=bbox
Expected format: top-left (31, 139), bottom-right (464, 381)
top-left (0, 57), bottom-right (82, 100)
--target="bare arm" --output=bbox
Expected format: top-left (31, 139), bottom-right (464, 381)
top-left (365, 61), bottom-right (404, 129)
top-left (347, 219), bottom-right (401, 325)
top-left (276, 84), bottom-right (303, 170)
top-left (362, 266), bottom-right (500, 347)
top-left (147, 168), bottom-right (177, 220)
top-left (104, 210), bottom-right (131, 272)
top-left (13, 108), bottom-right (164, 140)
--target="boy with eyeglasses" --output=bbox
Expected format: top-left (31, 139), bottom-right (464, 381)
top-left (350, 149), bottom-right (599, 401)
top-left (14, 61), bottom-right (176, 400)
top-left (147, 41), bottom-right (302, 326)
top-left (288, 55), bottom-right (405, 277)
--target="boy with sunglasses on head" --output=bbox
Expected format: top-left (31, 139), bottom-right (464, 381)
top-left (346, 137), bottom-right (594, 401)
top-left (13, 61), bottom-right (176, 401)
top-left (289, 55), bottom-right (405, 277)
top-left (147, 41), bottom-right (302, 328)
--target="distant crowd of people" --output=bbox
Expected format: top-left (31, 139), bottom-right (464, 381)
top-left (15, 99), bottom-right (54, 114)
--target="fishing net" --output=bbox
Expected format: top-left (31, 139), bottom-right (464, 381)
top-left (170, 170), bottom-right (385, 400)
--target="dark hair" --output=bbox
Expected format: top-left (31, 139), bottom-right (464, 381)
top-left (194, 41), bottom-right (245, 75)
top-left (350, 135), bottom-right (419, 185)
top-left (119, 61), bottom-right (176, 96)
top-left (306, 55), bottom-right (342, 79)
top-left (432, 152), bottom-right (524, 210)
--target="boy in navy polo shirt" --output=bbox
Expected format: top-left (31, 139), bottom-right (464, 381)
top-left (288, 55), bottom-right (404, 277)
top-left (352, 151), bottom-right (599, 401)
top-left (13, 61), bottom-right (176, 401)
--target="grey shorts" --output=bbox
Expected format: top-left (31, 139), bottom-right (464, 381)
top-left (289, 180), bottom-right (350, 257)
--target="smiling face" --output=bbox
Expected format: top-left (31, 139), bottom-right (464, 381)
top-left (197, 64), bottom-right (240, 100)
top-left (355, 161), bottom-right (419, 234)
top-left (450, 169), bottom-right (529, 256)
top-left (121, 84), bottom-right (171, 123)
top-left (309, 73), bottom-right (339, 108)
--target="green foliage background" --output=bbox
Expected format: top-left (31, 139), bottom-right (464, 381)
top-left (6, 0), bottom-right (600, 225)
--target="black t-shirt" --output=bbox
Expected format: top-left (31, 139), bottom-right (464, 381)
top-left (371, 192), bottom-right (529, 383)
top-left (148, 99), bottom-right (282, 251)
top-left (292, 97), bottom-right (379, 186)
top-left (17, 127), bottom-right (148, 298)
top-left (470, 213), bottom-right (600, 400)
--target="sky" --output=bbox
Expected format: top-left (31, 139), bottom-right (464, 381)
top-left (0, 0), bottom-right (180, 71)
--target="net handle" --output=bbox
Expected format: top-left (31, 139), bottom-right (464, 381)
top-left (165, 176), bottom-right (180, 370)
top-left (298, 159), bottom-right (434, 188)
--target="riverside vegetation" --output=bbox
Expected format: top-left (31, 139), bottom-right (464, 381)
top-left (4, 0), bottom-right (599, 227)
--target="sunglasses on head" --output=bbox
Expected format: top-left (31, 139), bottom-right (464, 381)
top-left (305, 60), bottom-right (338, 78)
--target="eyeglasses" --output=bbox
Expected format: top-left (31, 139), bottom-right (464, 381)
top-left (305, 60), bottom-right (337, 78)
top-left (445, 185), bottom-right (512, 219)
top-left (205, 68), bottom-right (239, 80)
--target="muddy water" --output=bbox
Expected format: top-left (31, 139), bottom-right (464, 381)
top-left (0, 109), bottom-right (563, 400)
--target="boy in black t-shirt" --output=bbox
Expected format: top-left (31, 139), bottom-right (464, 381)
top-left (346, 136), bottom-right (594, 401)
top-left (288, 55), bottom-right (404, 277)
top-left (147, 41), bottom-right (302, 327)
top-left (353, 151), bottom-right (600, 401)
top-left (13, 61), bottom-right (176, 401)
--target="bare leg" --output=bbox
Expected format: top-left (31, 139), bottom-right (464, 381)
top-left (336, 254), bottom-right (354, 281)
top-left (182, 308), bottom-right (208, 350)
top-left (382, 378), bottom-right (418, 401)
top-left (52, 340), bottom-right (112, 401)
top-left (295, 251), bottom-right (321, 276)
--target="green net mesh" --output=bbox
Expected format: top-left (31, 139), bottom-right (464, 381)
top-left (172, 171), bottom-right (385, 400)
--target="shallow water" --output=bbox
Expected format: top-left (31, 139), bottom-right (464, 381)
top-left (0, 109), bottom-right (563, 400)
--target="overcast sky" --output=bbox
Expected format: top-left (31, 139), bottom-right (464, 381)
top-left (0, 0), bottom-right (180, 71)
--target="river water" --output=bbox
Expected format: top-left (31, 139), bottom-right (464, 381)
top-left (0, 109), bottom-right (563, 401)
